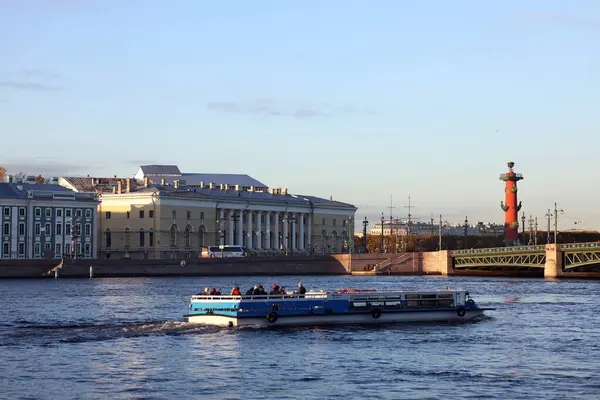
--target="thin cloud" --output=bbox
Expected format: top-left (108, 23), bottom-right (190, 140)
top-left (521, 12), bottom-right (600, 31)
top-left (206, 99), bottom-right (370, 119)
top-left (0, 81), bottom-right (61, 91)
top-left (22, 69), bottom-right (61, 79)
top-left (1, 161), bottom-right (93, 176)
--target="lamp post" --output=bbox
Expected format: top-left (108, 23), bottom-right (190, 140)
top-left (380, 213), bottom-right (385, 253)
top-left (554, 202), bottom-right (564, 244)
top-left (438, 214), bottom-right (442, 251)
top-left (362, 216), bottom-right (368, 252)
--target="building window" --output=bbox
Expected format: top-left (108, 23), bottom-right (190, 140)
top-left (66, 209), bottom-right (72, 218)
top-left (170, 225), bottom-right (177, 246)
top-left (56, 223), bottom-right (62, 235)
top-left (35, 223), bottom-right (41, 235)
top-left (149, 210), bottom-right (154, 218)
top-left (198, 226), bottom-right (205, 247)
top-left (34, 242), bottom-right (41, 257)
top-left (124, 227), bottom-right (130, 248)
top-left (252, 214), bottom-right (256, 223)
top-left (2, 242), bottom-right (8, 257)
top-left (19, 207), bottom-right (26, 217)
top-left (3, 208), bottom-right (10, 216)
top-left (45, 208), bottom-right (51, 217)
top-left (76, 223), bottom-right (81, 236)
top-left (333, 219), bottom-right (336, 226)
top-left (172, 210), bottom-right (176, 220)
top-left (186, 210), bottom-right (191, 220)
top-left (76, 243), bottom-right (81, 256)
top-left (105, 211), bottom-right (111, 219)
top-left (35, 207), bottom-right (41, 217)
top-left (126, 211), bottom-right (130, 219)
top-left (3, 222), bottom-right (9, 236)
top-left (18, 242), bottom-right (25, 256)
top-left (45, 223), bottom-right (51, 235)
top-left (200, 212), bottom-right (204, 220)
top-left (76, 209), bottom-right (82, 218)
top-left (44, 242), bottom-right (51, 251)
top-left (139, 229), bottom-right (145, 247)
top-left (184, 225), bottom-right (191, 247)
top-left (149, 229), bottom-right (154, 247)
top-left (139, 210), bottom-right (144, 218)
top-left (65, 223), bottom-right (71, 235)
top-left (56, 209), bottom-right (62, 217)
top-left (105, 229), bottom-right (111, 248)
top-left (83, 223), bottom-right (90, 236)
top-left (85, 209), bottom-right (91, 218)
top-left (343, 220), bottom-right (347, 227)
top-left (55, 243), bottom-right (61, 256)
top-left (322, 218), bottom-right (326, 226)
top-left (65, 243), bottom-right (71, 256)
top-left (18, 222), bottom-right (25, 236)
top-left (85, 243), bottom-right (91, 256)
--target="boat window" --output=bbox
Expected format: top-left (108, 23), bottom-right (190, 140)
top-left (405, 294), bottom-right (420, 300)
top-left (437, 293), bottom-right (454, 299)
top-left (370, 301), bottom-right (384, 308)
top-left (351, 301), bottom-right (368, 308)
top-left (406, 300), bottom-right (421, 308)
top-left (385, 300), bottom-right (402, 308)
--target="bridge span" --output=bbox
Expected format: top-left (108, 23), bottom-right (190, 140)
top-left (425, 242), bottom-right (600, 278)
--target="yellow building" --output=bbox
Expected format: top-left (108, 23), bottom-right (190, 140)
top-left (61, 165), bottom-right (357, 259)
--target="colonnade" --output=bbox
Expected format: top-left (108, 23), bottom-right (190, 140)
top-left (217, 209), bottom-right (312, 251)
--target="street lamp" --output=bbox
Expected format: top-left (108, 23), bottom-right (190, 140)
top-left (380, 213), bottom-right (385, 253)
top-left (554, 202), bottom-right (564, 244)
top-left (362, 216), bottom-right (368, 252)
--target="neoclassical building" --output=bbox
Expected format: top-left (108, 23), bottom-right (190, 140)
top-left (0, 181), bottom-right (99, 259)
top-left (61, 165), bottom-right (357, 259)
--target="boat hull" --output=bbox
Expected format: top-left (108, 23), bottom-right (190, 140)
top-left (187, 309), bottom-right (486, 327)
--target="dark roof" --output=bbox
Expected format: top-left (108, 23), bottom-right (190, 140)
top-left (139, 165), bottom-right (181, 176)
top-left (164, 173), bottom-right (266, 187)
top-left (0, 183), bottom-right (75, 199)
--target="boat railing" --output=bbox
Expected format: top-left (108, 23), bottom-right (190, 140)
top-left (191, 291), bottom-right (329, 301)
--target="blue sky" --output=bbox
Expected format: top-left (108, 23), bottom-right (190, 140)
top-left (1, 0), bottom-right (599, 230)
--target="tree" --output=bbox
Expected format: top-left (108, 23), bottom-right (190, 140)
top-left (0, 166), bottom-right (5, 181)
top-left (13, 172), bottom-right (26, 182)
top-left (35, 175), bottom-right (45, 184)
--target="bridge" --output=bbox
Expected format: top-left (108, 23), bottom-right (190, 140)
top-left (448, 242), bottom-right (600, 277)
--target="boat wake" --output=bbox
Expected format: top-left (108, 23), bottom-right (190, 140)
top-left (0, 320), bottom-right (219, 347)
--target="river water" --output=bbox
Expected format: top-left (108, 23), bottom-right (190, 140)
top-left (1, 275), bottom-right (599, 399)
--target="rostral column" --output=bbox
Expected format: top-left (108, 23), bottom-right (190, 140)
top-left (500, 161), bottom-right (522, 246)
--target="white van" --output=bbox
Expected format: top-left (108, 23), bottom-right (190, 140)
top-left (201, 245), bottom-right (247, 258)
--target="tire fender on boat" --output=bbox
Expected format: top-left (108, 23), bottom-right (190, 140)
top-left (266, 311), bottom-right (278, 324)
top-left (371, 308), bottom-right (381, 319)
top-left (456, 307), bottom-right (466, 317)
top-left (180, 260), bottom-right (187, 267)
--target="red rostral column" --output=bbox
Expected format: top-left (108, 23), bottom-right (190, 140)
top-left (500, 161), bottom-right (523, 246)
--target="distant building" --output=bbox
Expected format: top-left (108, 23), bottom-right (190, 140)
top-left (370, 219), bottom-right (504, 237)
top-left (0, 183), bottom-right (99, 259)
top-left (60, 165), bottom-right (357, 259)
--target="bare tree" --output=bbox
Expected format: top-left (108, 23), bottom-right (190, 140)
top-left (13, 172), bottom-right (26, 182)
top-left (0, 166), bottom-right (5, 181)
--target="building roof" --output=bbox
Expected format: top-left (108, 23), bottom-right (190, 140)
top-left (0, 182), bottom-right (92, 200)
top-left (60, 177), bottom-right (134, 193)
top-left (133, 165), bottom-right (267, 188)
top-left (101, 185), bottom-right (357, 211)
top-left (137, 165), bottom-right (181, 176)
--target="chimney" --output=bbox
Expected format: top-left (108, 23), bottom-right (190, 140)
top-left (209, 182), bottom-right (215, 189)
top-left (282, 188), bottom-right (288, 195)
top-left (174, 181), bottom-right (179, 189)
top-left (224, 184), bottom-right (229, 190)
top-left (112, 186), bottom-right (116, 194)
top-left (219, 184), bottom-right (225, 190)
top-left (117, 181), bottom-right (122, 194)
top-left (235, 184), bottom-right (240, 191)
top-left (126, 178), bottom-right (131, 193)
top-left (160, 178), bottom-right (166, 185)
top-left (144, 177), bottom-right (149, 187)
top-left (249, 186), bottom-right (254, 192)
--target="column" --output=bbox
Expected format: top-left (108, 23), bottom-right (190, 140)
top-left (256, 211), bottom-right (262, 250)
top-left (282, 213), bottom-right (288, 251)
top-left (307, 214), bottom-right (312, 253)
top-left (219, 209), bottom-right (225, 245)
top-left (264, 211), bottom-right (271, 249)
top-left (299, 213), bottom-right (305, 250)
top-left (274, 212), bottom-right (280, 250)
top-left (228, 210), bottom-right (234, 245)
top-left (246, 210), bottom-right (253, 249)
top-left (292, 215), bottom-right (297, 250)
top-left (237, 210), bottom-right (243, 246)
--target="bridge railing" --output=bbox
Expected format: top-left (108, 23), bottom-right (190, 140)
top-left (452, 245), bottom-right (545, 256)
top-left (561, 242), bottom-right (600, 250)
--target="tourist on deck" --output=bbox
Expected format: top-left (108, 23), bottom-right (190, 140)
top-left (270, 284), bottom-right (280, 295)
top-left (210, 287), bottom-right (217, 295)
top-left (298, 282), bottom-right (306, 296)
top-left (246, 286), bottom-right (254, 295)
top-left (230, 287), bottom-right (241, 296)
top-left (279, 286), bottom-right (286, 295)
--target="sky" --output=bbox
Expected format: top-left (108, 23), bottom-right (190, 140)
top-left (1, 0), bottom-right (599, 230)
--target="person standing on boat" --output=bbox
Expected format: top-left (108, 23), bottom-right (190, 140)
top-left (270, 284), bottom-right (280, 295)
top-left (298, 282), bottom-right (306, 296)
top-left (230, 287), bottom-right (241, 296)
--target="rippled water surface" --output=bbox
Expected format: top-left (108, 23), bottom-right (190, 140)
top-left (1, 275), bottom-right (600, 399)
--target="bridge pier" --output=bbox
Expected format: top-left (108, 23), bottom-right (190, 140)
top-left (544, 244), bottom-right (563, 279)
top-left (423, 250), bottom-right (454, 276)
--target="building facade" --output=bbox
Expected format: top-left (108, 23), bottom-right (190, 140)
top-left (61, 167), bottom-right (357, 259)
top-left (0, 183), bottom-right (99, 259)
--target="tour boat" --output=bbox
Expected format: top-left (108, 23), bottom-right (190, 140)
top-left (186, 288), bottom-right (493, 327)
